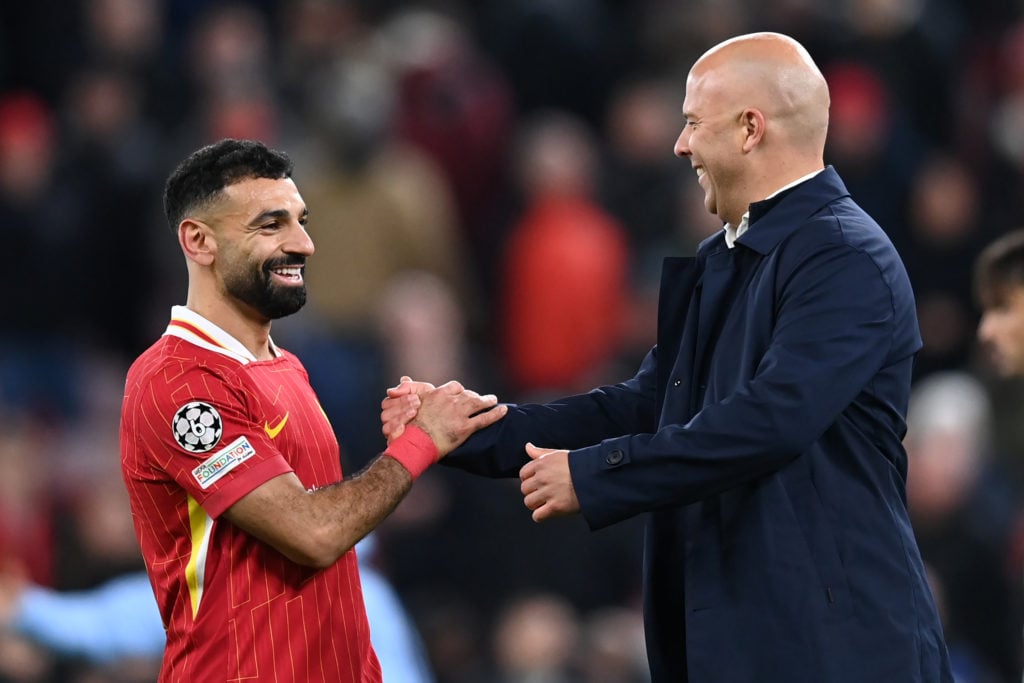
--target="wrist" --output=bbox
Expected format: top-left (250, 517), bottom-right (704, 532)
top-left (384, 424), bottom-right (438, 480)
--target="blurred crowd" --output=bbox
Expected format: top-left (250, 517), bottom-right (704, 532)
top-left (2, 0), bottom-right (1024, 681)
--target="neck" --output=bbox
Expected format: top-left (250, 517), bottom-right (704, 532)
top-left (185, 290), bottom-right (275, 360)
top-left (757, 153), bottom-right (823, 193)
top-left (729, 160), bottom-right (822, 223)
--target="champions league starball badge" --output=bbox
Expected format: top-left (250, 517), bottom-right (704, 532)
top-left (172, 401), bottom-right (224, 453)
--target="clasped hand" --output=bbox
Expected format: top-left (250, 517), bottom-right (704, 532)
top-left (381, 377), bottom-right (580, 521)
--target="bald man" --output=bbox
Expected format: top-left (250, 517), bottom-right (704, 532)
top-left (383, 33), bottom-right (952, 682)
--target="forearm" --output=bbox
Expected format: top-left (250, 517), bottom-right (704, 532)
top-left (226, 452), bottom-right (416, 569)
top-left (305, 454), bottom-right (415, 564)
top-left (231, 384), bottom-right (503, 568)
top-left (445, 381), bottom-right (654, 477)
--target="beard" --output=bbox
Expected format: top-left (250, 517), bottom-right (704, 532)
top-left (224, 254), bottom-right (308, 320)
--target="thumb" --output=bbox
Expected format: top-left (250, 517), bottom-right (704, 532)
top-left (525, 442), bottom-right (550, 460)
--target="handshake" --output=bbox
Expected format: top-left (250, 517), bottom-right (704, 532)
top-left (380, 377), bottom-right (580, 521)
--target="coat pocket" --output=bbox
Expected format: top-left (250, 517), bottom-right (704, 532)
top-left (781, 473), bottom-right (852, 620)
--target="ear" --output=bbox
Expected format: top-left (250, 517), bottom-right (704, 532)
top-left (179, 219), bottom-right (216, 266)
top-left (740, 108), bottom-right (767, 153)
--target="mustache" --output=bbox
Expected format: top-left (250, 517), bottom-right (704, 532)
top-left (263, 255), bottom-right (307, 271)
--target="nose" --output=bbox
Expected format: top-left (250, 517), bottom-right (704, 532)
top-left (674, 126), bottom-right (691, 158)
top-left (287, 222), bottom-right (315, 257)
top-left (977, 312), bottom-right (994, 344)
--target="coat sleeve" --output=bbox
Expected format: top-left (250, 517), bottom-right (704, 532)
top-left (569, 241), bottom-right (908, 529)
top-left (441, 348), bottom-right (660, 477)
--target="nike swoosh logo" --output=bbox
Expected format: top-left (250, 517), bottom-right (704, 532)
top-left (264, 412), bottom-right (289, 439)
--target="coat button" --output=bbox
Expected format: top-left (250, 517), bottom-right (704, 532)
top-left (606, 449), bottom-right (624, 465)
top-left (672, 379), bottom-right (682, 387)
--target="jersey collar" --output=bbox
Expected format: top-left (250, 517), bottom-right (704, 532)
top-left (164, 305), bottom-right (279, 364)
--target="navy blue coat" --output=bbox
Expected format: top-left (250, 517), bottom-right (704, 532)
top-left (447, 167), bottom-right (953, 682)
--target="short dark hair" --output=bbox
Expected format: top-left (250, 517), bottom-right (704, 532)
top-left (163, 138), bottom-right (293, 231)
top-left (975, 228), bottom-right (1024, 308)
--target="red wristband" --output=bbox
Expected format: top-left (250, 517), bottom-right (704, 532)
top-left (385, 425), bottom-right (438, 480)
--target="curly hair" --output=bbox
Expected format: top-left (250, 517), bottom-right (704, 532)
top-left (163, 138), bottom-right (293, 231)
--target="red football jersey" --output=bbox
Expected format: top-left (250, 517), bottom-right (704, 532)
top-left (120, 306), bottom-right (381, 682)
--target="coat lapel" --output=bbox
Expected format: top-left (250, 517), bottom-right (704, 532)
top-left (693, 247), bottom-right (737, 386)
top-left (656, 256), bottom-right (700, 417)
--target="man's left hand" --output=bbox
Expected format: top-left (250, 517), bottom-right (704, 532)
top-left (519, 443), bottom-right (579, 522)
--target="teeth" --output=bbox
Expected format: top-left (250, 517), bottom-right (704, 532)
top-left (695, 168), bottom-right (705, 178)
top-left (272, 267), bottom-right (302, 276)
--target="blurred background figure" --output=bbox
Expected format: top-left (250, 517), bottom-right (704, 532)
top-left (576, 607), bottom-right (649, 683)
top-left (900, 153), bottom-right (993, 379)
top-left (600, 77), bottom-right (697, 264)
top-left (491, 593), bottom-right (582, 683)
top-left (821, 60), bottom-right (921, 239)
top-left (61, 64), bottom-right (165, 361)
top-left (379, 7), bottom-right (515, 260)
top-left (0, 93), bottom-right (85, 421)
top-left (0, 534), bottom-right (432, 683)
top-left (497, 110), bottom-right (630, 400)
top-left (354, 535), bottom-right (436, 683)
top-left (905, 371), bottom-right (1022, 682)
top-left (0, 568), bottom-right (164, 682)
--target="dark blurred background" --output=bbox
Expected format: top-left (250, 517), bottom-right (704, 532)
top-left (1, 1), bottom-right (1024, 681)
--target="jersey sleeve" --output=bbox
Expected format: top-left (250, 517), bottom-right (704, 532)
top-left (133, 363), bottom-right (293, 518)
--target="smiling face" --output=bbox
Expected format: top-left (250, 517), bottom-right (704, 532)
top-left (674, 69), bottom-right (747, 225)
top-left (207, 176), bottom-right (314, 321)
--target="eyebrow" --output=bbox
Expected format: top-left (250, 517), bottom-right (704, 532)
top-left (247, 208), bottom-right (309, 226)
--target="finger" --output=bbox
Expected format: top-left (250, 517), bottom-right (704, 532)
top-left (532, 503), bottom-right (552, 523)
top-left (387, 376), bottom-right (414, 393)
top-left (381, 416), bottom-right (411, 438)
top-left (466, 403), bottom-right (507, 431)
top-left (382, 413), bottom-right (411, 433)
top-left (386, 379), bottom-right (435, 397)
top-left (384, 423), bottom-right (406, 440)
top-left (380, 399), bottom-right (419, 427)
top-left (386, 383), bottom-right (416, 397)
top-left (459, 393), bottom-right (498, 412)
top-left (460, 391), bottom-right (499, 404)
top-left (520, 474), bottom-right (538, 496)
top-left (519, 458), bottom-right (537, 481)
top-left (522, 488), bottom-right (543, 511)
top-left (381, 393), bottom-right (420, 412)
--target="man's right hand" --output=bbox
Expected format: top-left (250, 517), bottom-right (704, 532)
top-left (409, 381), bottom-right (506, 457)
top-left (381, 376), bottom-right (435, 441)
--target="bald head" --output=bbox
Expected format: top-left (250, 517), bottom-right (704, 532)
top-left (690, 32), bottom-right (830, 156)
top-left (675, 32), bottom-right (831, 225)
